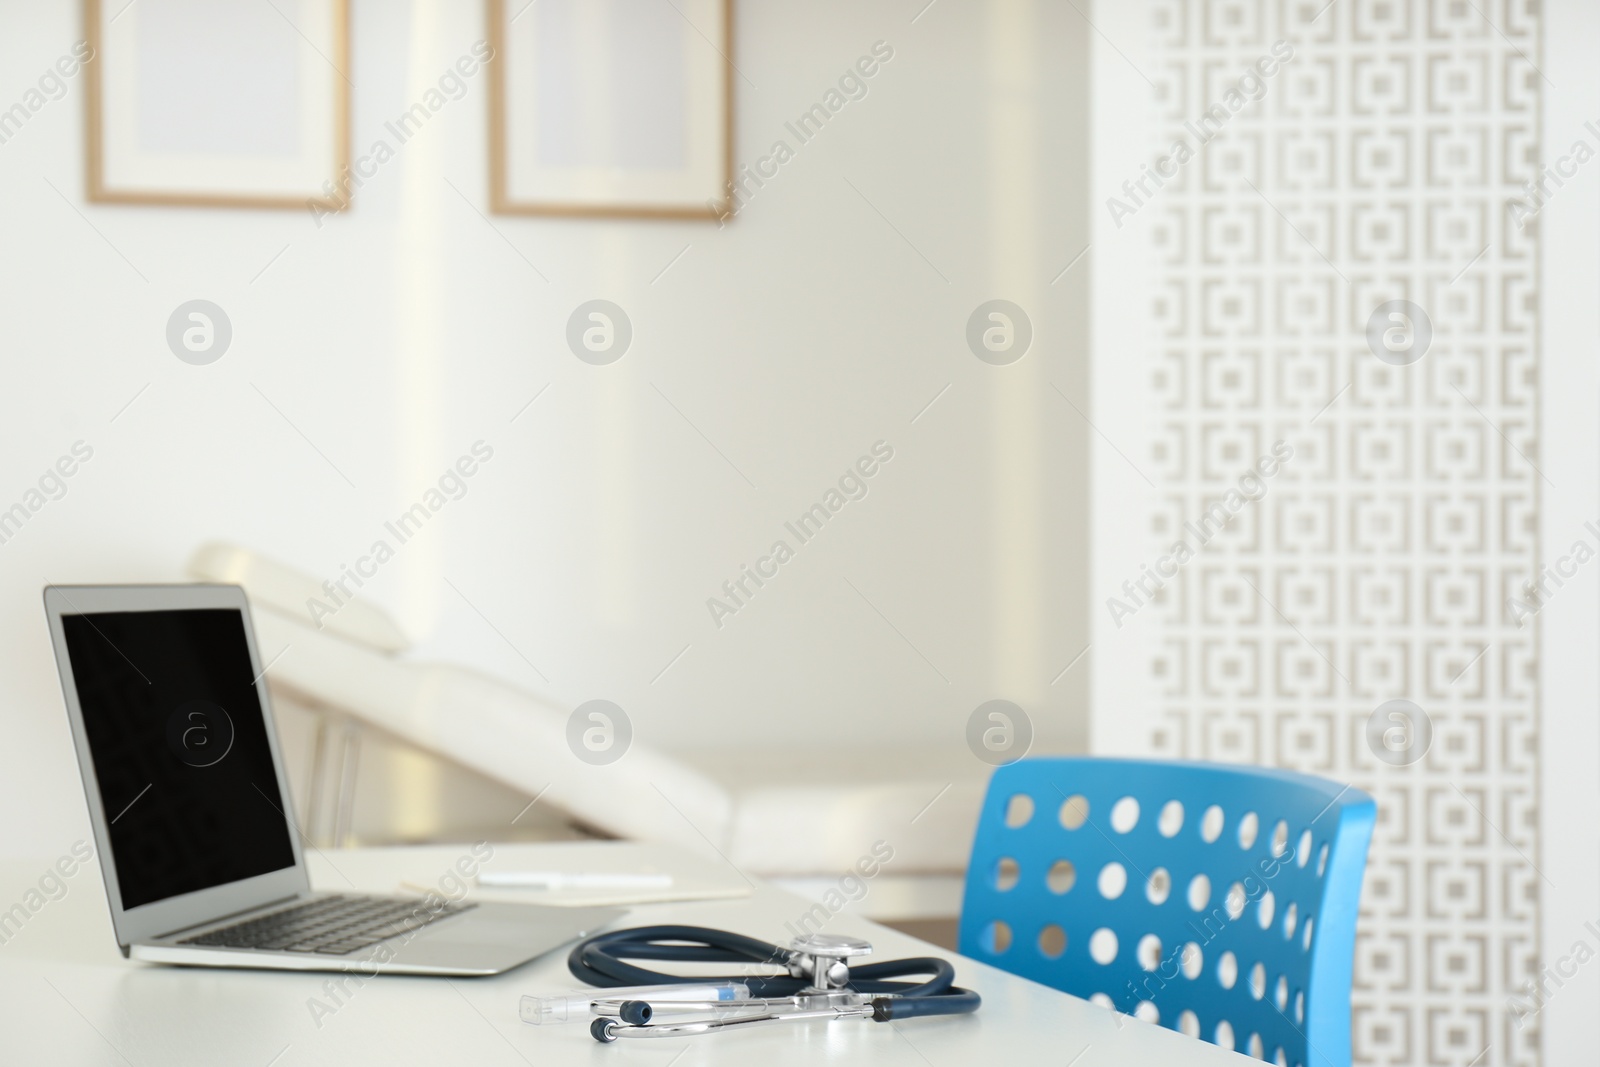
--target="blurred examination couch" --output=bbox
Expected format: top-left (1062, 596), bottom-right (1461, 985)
top-left (188, 545), bottom-right (985, 917)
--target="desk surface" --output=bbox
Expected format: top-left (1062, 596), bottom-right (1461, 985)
top-left (0, 842), bottom-right (1247, 1066)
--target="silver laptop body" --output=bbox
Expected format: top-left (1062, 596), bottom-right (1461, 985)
top-left (43, 583), bottom-right (620, 976)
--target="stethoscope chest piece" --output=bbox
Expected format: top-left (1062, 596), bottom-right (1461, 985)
top-left (786, 934), bottom-right (873, 991)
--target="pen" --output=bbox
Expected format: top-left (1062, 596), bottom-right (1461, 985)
top-left (477, 871), bottom-right (675, 890)
top-left (520, 982), bottom-right (751, 1024)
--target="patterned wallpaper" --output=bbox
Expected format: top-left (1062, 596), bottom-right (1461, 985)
top-left (1139, 2), bottom-right (1540, 1064)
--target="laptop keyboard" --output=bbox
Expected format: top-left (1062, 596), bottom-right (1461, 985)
top-left (177, 895), bottom-right (475, 955)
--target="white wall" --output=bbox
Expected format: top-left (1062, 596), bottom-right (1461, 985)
top-left (0, 0), bottom-right (1091, 859)
top-left (1538, 0), bottom-right (1600, 1060)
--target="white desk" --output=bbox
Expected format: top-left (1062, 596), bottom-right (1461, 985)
top-left (0, 843), bottom-right (1247, 1065)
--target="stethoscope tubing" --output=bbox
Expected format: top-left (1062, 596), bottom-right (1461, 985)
top-left (570, 924), bottom-right (981, 1041)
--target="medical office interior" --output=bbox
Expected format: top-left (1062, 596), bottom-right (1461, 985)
top-left (0, 0), bottom-right (1596, 1064)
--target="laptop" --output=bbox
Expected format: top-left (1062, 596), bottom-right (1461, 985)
top-left (43, 583), bottom-right (621, 975)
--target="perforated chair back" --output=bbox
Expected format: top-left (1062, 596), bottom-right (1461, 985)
top-left (958, 758), bottom-right (1374, 1067)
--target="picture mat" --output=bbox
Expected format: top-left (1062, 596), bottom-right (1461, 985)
top-left (90, 0), bottom-right (347, 205)
top-left (497, 0), bottom-right (728, 215)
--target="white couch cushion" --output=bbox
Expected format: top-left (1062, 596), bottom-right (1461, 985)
top-left (726, 779), bottom-right (984, 876)
top-left (195, 542), bottom-right (991, 878)
top-left (191, 542), bottom-right (411, 653)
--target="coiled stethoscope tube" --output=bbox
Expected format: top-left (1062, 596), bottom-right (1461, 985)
top-left (568, 925), bottom-right (982, 1041)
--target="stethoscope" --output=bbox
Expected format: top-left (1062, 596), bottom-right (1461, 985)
top-left (567, 925), bottom-right (982, 1042)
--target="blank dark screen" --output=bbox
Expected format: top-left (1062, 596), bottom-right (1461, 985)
top-left (62, 608), bottom-right (296, 910)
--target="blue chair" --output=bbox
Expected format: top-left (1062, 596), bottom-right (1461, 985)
top-left (958, 758), bottom-right (1374, 1067)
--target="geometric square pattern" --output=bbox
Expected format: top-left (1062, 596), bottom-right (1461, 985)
top-left (1145, 3), bottom-right (1540, 1063)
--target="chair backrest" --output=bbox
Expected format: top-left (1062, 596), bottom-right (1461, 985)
top-left (959, 758), bottom-right (1374, 1067)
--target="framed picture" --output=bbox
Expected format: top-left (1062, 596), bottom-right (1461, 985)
top-left (487, 0), bottom-right (732, 220)
top-left (84, 0), bottom-right (350, 210)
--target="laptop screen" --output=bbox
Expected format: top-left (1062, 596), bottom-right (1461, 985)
top-left (61, 607), bottom-right (297, 911)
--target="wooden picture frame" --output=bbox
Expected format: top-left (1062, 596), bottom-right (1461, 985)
top-left (486, 0), bottom-right (733, 220)
top-left (84, 0), bottom-right (350, 211)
